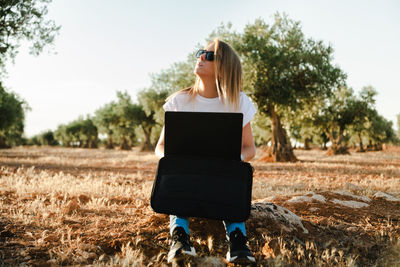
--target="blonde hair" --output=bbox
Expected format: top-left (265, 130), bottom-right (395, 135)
top-left (167, 39), bottom-right (243, 110)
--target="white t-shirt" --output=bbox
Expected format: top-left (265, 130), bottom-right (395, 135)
top-left (163, 91), bottom-right (257, 127)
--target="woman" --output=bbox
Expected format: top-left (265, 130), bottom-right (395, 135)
top-left (155, 39), bottom-right (257, 265)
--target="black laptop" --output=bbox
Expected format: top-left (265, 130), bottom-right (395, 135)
top-left (151, 111), bottom-right (253, 221)
top-left (164, 111), bottom-right (243, 161)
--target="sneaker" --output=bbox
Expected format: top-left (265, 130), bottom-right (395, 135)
top-left (226, 228), bottom-right (256, 264)
top-left (167, 227), bottom-right (196, 263)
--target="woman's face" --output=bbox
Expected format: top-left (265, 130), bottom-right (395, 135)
top-left (194, 42), bottom-right (215, 79)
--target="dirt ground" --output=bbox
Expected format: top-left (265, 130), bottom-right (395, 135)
top-left (0, 146), bottom-right (399, 266)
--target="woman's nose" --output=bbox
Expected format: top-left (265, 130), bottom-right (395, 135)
top-left (199, 52), bottom-right (206, 61)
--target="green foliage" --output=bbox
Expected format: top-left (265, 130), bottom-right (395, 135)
top-left (135, 88), bottom-right (166, 150)
top-left (0, 0), bottom-right (60, 75)
top-left (346, 86), bottom-right (378, 150)
top-left (0, 83), bottom-right (29, 147)
top-left (40, 130), bottom-right (57, 146)
top-left (313, 85), bottom-right (397, 152)
top-left (289, 113), bottom-right (319, 149)
top-left (252, 112), bottom-right (272, 147)
top-left (92, 91), bottom-right (157, 150)
top-left (54, 116), bottom-right (98, 148)
top-left (286, 94), bottom-right (323, 149)
top-left (93, 101), bottom-right (118, 148)
top-left (230, 13), bottom-right (347, 160)
top-left (26, 135), bottom-right (40, 146)
top-left (238, 13), bottom-right (346, 115)
top-left (93, 92), bottom-right (138, 149)
top-left (0, 0), bottom-right (59, 147)
top-left (28, 130), bottom-right (58, 146)
top-left (137, 88), bottom-right (169, 126)
top-left (313, 87), bottom-right (363, 151)
top-left (112, 91), bottom-right (141, 150)
top-left (367, 110), bottom-right (398, 147)
top-left (205, 22), bottom-right (241, 48)
top-left (148, 55), bottom-right (196, 95)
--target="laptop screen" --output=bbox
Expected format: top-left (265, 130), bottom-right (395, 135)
top-left (164, 111), bottom-right (243, 161)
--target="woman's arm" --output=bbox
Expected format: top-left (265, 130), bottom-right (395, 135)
top-left (241, 122), bottom-right (256, 161)
top-left (155, 127), bottom-right (165, 158)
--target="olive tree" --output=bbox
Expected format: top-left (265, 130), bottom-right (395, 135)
top-left (237, 14), bottom-right (346, 161)
top-left (0, 0), bottom-right (60, 74)
top-left (93, 102), bottom-right (118, 149)
top-left (54, 116), bottom-right (98, 148)
top-left (0, 84), bottom-right (29, 147)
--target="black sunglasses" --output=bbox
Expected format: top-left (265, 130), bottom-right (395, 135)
top-left (195, 49), bottom-right (215, 61)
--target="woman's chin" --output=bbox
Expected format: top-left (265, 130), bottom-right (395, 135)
top-left (195, 70), bottom-right (210, 78)
top-left (194, 69), bottom-right (203, 77)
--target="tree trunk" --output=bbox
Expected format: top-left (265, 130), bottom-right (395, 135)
top-left (304, 138), bottom-right (311, 150)
top-left (269, 105), bottom-right (297, 162)
top-left (367, 140), bottom-right (373, 151)
top-left (357, 133), bottom-right (365, 152)
top-left (374, 143), bottom-right (382, 151)
top-left (326, 128), bottom-right (349, 155)
top-left (321, 138), bottom-right (327, 150)
top-left (82, 140), bottom-right (89, 148)
top-left (120, 136), bottom-right (131, 150)
top-left (139, 126), bottom-right (154, 151)
top-left (89, 138), bottom-right (98, 148)
top-left (0, 136), bottom-right (10, 148)
top-left (106, 133), bottom-right (114, 149)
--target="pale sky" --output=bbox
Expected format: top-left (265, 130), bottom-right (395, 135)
top-left (4, 0), bottom-right (400, 137)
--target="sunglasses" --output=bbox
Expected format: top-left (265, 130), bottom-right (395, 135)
top-left (195, 49), bottom-right (215, 61)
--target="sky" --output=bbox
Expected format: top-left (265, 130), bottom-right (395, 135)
top-left (3, 0), bottom-right (400, 137)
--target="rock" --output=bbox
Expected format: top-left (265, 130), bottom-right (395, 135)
top-left (287, 192), bottom-right (326, 203)
top-left (332, 199), bottom-right (369, 208)
top-left (287, 195), bottom-right (313, 203)
top-left (251, 201), bottom-right (309, 234)
top-left (311, 193), bottom-right (326, 203)
top-left (334, 190), bottom-right (371, 202)
top-left (373, 191), bottom-right (400, 202)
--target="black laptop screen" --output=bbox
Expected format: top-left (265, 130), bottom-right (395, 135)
top-left (164, 111), bottom-right (243, 161)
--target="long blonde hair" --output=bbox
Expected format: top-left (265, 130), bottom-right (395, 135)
top-left (168, 39), bottom-right (243, 110)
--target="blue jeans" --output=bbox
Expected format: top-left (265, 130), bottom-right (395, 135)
top-left (169, 215), bottom-right (247, 236)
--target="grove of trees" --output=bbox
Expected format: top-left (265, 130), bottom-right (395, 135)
top-left (0, 0), bottom-right (60, 148)
top-left (1, 7), bottom-right (398, 160)
top-left (0, 83), bottom-right (29, 147)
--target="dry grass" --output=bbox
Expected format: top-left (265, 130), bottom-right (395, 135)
top-left (0, 146), bottom-right (399, 266)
